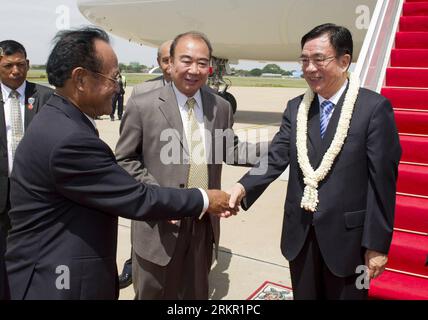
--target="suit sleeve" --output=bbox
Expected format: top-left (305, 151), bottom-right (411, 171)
top-left (115, 95), bottom-right (159, 186)
top-left (222, 100), bottom-right (263, 167)
top-left (34, 84), bottom-right (54, 111)
top-left (362, 98), bottom-right (401, 254)
top-left (239, 102), bottom-right (292, 210)
top-left (49, 132), bottom-right (204, 221)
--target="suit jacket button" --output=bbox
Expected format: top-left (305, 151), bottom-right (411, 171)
top-left (179, 184), bottom-right (185, 188)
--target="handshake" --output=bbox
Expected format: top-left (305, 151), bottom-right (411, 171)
top-left (205, 183), bottom-right (247, 218)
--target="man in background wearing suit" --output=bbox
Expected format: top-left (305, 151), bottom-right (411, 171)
top-left (0, 40), bottom-right (53, 300)
top-left (110, 74), bottom-right (126, 121)
top-left (117, 40), bottom-right (173, 289)
top-left (130, 39), bottom-right (173, 98)
top-left (116, 31), bottom-right (259, 299)
top-left (5, 27), bottom-right (235, 300)
top-left (229, 24), bottom-right (401, 299)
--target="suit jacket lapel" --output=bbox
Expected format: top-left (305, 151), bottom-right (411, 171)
top-left (0, 90), bottom-right (6, 150)
top-left (201, 88), bottom-right (216, 164)
top-left (158, 84), bottom-right (187, 154)
top-left (320, 84), bottom-right (348, 154)
top-left (307, 95), bottom-right (323, 168)
top-left (24, 81), bottom-right (37, 129)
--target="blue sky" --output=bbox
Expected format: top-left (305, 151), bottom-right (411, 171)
top-left (0, 0), bottom-right (299, 70)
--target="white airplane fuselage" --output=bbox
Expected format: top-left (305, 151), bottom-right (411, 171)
top-left (77, 0), bottom-right (377, 63)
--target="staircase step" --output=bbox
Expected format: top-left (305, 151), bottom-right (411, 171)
top-left (391, 49), bottom-right (428, 67)
top-left (397, 163), bottom-right (428, 197)
top-left (403, 2), bottom-right (428, 16)
top-left (382, 87), bottom-right (428, 110)
top-left (396, 32), bottom-right (428, 48)
top-left (386, 67), bottom-right (428, 88)
top-left (400, 16), bottom-right (428, 32)
top-left (400, 134), bottom-right (428, 164)
top-left (369, 270), bottom-right (428, 300)
top-left (388, 231), bottom-right (428, 276)
top-left (394, 110), bottom-right (428, 135)
top-left (395, 194), bottom-right (428, 233)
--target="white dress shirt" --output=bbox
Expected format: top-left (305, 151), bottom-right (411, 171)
top-left (1, 81), bottom-right (26, 175)
top-left (318, 79), bottom-right (348, 124)
top-left (172, 83), bottom-right (207, 152)
top-left (172, 83), bottom-right (209, 217)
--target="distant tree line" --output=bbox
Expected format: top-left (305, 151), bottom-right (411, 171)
top-left (30, 62), bottom-right (300, 77)
top-left (30, 62), bottom-right (152, 73)
top-left (119, 62), bottom-right (150, 73)
top-left (232, 64), bottom-right (297, 77)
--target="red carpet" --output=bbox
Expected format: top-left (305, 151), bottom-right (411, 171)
top-left (403, 2), bottom-right (428, 15)
top-left (388, 231), bottom-right (428, 276)
top-left (395, 195), bottom-right (428, 234)
top-left (369, 0), bottom-right (428, 300)
top-left (369, 271), bottom-right (428, 300)
top-left (395, 32), bottom-right (428, 48)
top-left (381, 87), bottom-right (428, 110)
top-left (386, 67), bottom-right (428, 87)
top-left (399, 135), bottom-right (428, 163)
top-left (397, 164), bottom-right (428, 197)
top-left (391, 49), bottom-right (428, 67)
top-left (394, 110), bottom-right (428, 134)
top-left (400, 16), bottom-right (428, 31)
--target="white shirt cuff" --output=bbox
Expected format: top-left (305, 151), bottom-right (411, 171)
top-left (198, 188), bottom-right (209, 219)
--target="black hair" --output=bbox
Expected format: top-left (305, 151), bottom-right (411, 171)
top-left (46, 26), bottom-right (110, 87)
top-left (0, 40), bottom-right (27, 58)
top-left (170, 31), bottom-right (213, 59)
top-left (301, 23), bottom-right (353, 60)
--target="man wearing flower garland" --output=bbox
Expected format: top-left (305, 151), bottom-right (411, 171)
top-left (228, 23), bottom-right (401, 299)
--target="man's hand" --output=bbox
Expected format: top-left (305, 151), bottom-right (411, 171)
top-left (228, 183), bottom-right (246, 209)
top-left (206, 189), bottom-right (239, 218)
top-left (365, 249), bottom-right (388, 279)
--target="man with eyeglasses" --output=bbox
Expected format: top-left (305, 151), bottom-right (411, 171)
top-left (5, 27), bottom-right (236, 300)
top-left (228, 23), bottom-right (401, 299)
top-left (0, 40), bottom-right (53, 300)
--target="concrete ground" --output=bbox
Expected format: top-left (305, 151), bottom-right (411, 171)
top-left (96, 86), bottom-right (306, 300)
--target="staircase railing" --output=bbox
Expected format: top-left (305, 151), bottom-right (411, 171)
top-left (354, 0), bottom-right (404, 92)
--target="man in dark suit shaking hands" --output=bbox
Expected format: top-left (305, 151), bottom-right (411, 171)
top-left (229, 24), bottom-right (401, 299)
top-left (5, 27), bottom-right (235, 300)
top-left (0, 40), bottom-right (53, 300)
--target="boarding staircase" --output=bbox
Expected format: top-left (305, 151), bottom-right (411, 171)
top-left (356, 0), bottom-right (428, 299)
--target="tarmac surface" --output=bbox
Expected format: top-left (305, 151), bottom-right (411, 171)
top-left (95, 85), bottom-right (306, 300)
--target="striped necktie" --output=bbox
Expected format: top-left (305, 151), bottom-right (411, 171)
top-left (320, 100), bottom-right (334, 139)
top-left (186, 97), bottom-right (208, 189)
top-left (10, 90), bottom-right (24, 160)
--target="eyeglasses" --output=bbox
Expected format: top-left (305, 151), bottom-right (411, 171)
top-left (87, 69), bottom-right (121, 87)
top-left (298, 56), bottom-right (336, 68)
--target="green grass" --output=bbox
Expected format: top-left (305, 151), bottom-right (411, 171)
top-left (121, 73), bottom-right (159, 86)
top-left (27, 69), bottom-right (48, 80)
top-left (27, 70), bottom-right (308, 88)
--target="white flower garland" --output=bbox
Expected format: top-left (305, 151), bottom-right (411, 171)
top-left (296, 73), bottom-right (360, 212)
